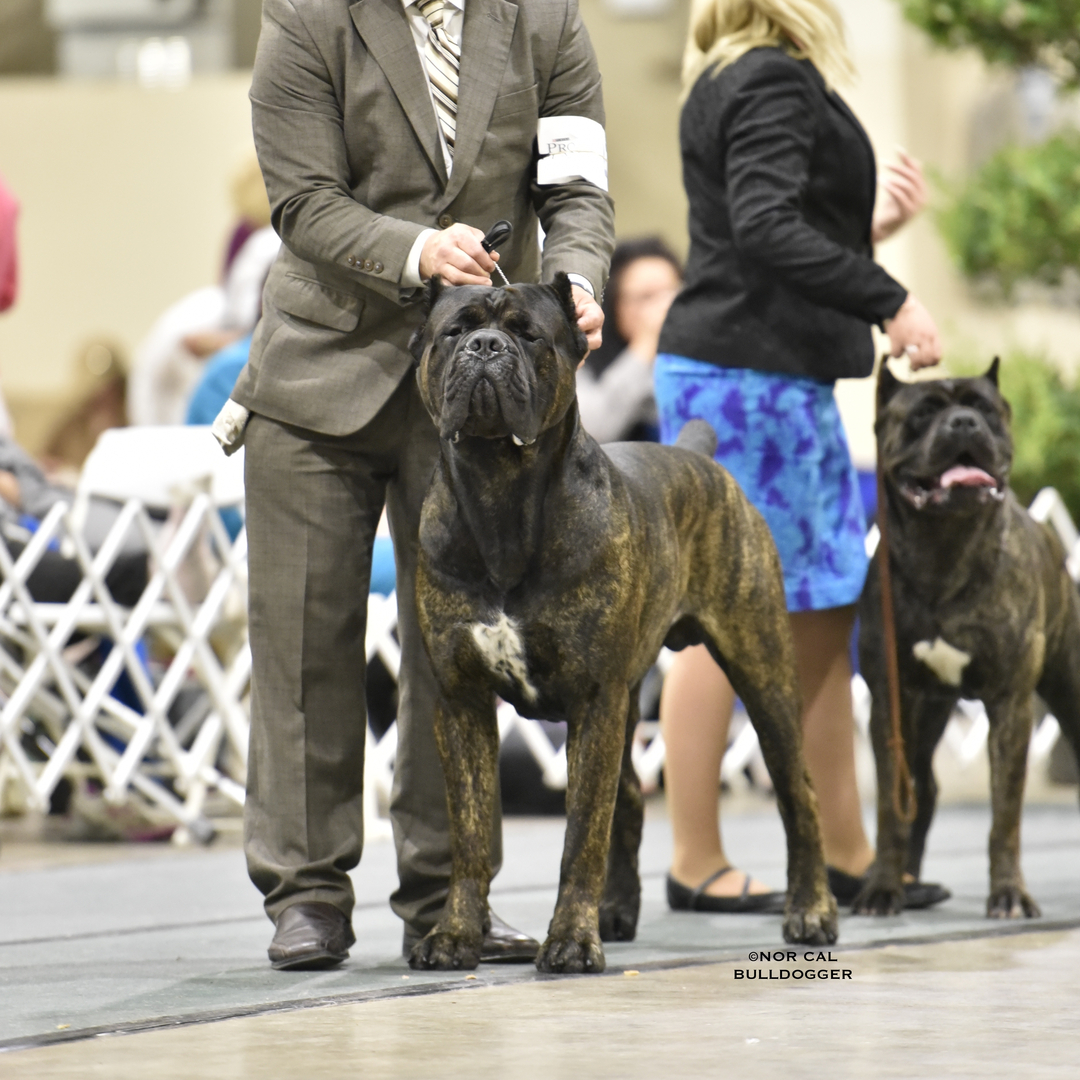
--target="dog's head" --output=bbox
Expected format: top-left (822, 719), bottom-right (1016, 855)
top-left (410, 272), bottom-right (588, 446)
top-left (876, 359), bottom-right (1011, 516)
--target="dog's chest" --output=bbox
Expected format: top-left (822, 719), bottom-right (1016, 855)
top-left (469, 612), bottom-right (540, 703)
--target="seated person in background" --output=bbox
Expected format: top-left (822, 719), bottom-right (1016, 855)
top-left (0, 436), bottom-right (147, 606)
top-left (128, 227), bottom-right (280, 427)
top-left (185, 334), bottom-right (396, 589)
top-left (576, 237), bottom-right (682, 443)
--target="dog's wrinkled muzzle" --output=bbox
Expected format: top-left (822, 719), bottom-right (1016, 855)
top-left (438, 329), bottom-right (540, 445)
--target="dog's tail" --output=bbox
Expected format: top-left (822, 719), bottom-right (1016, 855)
top-left (674, 419), bottom-right (718, 459)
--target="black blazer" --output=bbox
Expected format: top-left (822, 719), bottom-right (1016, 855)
top-left (658, 47), bottom-right (908, 382)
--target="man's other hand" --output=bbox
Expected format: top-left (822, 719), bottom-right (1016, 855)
top-left (571, 284), bottom-right (603, 353)
top-left (420, 224), bottom-right (498, 285)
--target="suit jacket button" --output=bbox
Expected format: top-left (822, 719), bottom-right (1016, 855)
top-left (347, 256), bottom-right (356, 265)
top-left (373, 261), bottom-right (384, 274)
top-left (438, 213), bottom-right (454, 229)
top-left (362, 259), bottom-right (374, 271)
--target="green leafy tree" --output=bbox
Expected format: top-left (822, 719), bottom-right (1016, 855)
top-left (936, 133), bottom-right (1080, 294)
top-left (899, 1), bottom-right (1080, 86)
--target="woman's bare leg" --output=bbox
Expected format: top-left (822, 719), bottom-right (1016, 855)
top-left (789, 605), bottom-right (874, 877)
top-left (660, 644), bottom-right (772, 895)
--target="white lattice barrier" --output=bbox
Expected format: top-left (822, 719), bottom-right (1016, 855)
top-left (0, 495), bottom-right (250, 843)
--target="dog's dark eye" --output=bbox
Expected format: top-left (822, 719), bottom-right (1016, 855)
top-left (906, 400), bottom-right (942, 429)
top-left (959, 393), bottom-right (996, 418)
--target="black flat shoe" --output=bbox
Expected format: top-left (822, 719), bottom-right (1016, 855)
top-left (667, 868), bottom-right (787, 914)
top-left (827, 866), bottom-right (951, 910)
top-left (268, 901), bottom-right (356, 971)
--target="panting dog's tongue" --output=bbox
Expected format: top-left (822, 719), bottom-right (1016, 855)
top-left (939, 465), bottom-right (996, 489)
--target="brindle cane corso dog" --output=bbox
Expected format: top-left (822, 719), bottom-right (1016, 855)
top-left (856, 360), bottom-right (1080, 918)
top-left (408, 274), bottom-right (837, 974)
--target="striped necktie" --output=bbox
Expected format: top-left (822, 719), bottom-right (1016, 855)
top-left (417, 0), bottom-right (460, 153)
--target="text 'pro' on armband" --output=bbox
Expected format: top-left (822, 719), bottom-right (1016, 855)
top-left (536, 116), bottom-right (608, 192)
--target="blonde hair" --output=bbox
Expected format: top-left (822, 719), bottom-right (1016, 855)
top-left (682, 0), bottom-right (856, 100)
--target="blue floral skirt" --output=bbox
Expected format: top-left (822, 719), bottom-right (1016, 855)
top-left (654, 354), bottom-right (868, 612)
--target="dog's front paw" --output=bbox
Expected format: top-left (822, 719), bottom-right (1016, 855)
top-left (852, 877), bottom-right (905, 916)
top-left (599, 892), bottom-right (640, 942)
top-left (408, 928), bottom-right (482, 971)
top-left (782, 892), bottom-right (838, 945)
top-left (536, 927), bottom-right (606, 974)
top-left (987, 885), bottom-right (1041, 919)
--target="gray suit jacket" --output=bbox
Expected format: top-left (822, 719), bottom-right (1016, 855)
top-left (232, 0), bottom-right (616, 436)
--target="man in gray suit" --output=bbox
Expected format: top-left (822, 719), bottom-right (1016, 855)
top-left (232, 0), bottom-right (616, 969)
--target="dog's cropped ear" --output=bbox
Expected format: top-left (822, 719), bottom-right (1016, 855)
top-left (549, 271), bottom-right (579, 326)
top-left (548, 271), bottom-right (589, 362)
top-left (877, 357), bottom-right (904, 412)
top-left (984, 356), bottom-right (1001, 387)
top-left (423, 275), bottom-right (445, 314)
top-left (408, 323), bottom-right (427, 366)
top-left (408, 277), bottom-right (446, 364)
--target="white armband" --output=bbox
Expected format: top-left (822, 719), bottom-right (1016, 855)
top-left (536, 115), bottom-right (608, 192)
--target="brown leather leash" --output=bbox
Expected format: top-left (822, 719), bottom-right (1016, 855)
top-left (875, 361), bottom-right (917, 825)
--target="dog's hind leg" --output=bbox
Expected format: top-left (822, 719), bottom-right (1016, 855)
top-left (538, 686), bottom-right (630, 973)
top-left (409, 692), bottom-right (500, 970)
top-left (699, 612), bottom-right (838, 945)
top-left (600, 685), bottom-right (644, 943)
top-left (984, 689), bottom-right (1041, 918)
top-left (1038, 631), bottom-right (1080, 814)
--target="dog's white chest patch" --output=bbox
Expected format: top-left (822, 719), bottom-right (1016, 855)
top-left (912, 637), bottom-right (971, 687)
top-left (470, 613), bottom-right (539, 702)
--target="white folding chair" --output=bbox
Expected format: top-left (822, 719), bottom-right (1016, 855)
top-left (0, 426), bottom-right (250, 843)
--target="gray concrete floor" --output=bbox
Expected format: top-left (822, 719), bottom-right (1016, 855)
top-left (4, 928), bottom-right (1079, 1080)
top-left (1, 789), bottom-right (1079, 1076)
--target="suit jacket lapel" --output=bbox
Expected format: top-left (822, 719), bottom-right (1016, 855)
top-left (350, 0), bottom-right (448, 188)
top-left (442, 0), bottom-right (519, 205)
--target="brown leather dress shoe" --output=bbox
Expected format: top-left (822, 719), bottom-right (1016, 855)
top-left (480, 911), bottom-right (540, 963)
top-left (268, 901), bottom-right (356, 971)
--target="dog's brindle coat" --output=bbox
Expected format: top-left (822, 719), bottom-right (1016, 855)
top-left (409, 274), bottom-right (836, 973)
top-left (856, 361), bottom-right (1080, 918)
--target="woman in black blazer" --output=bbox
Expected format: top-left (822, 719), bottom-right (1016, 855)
top-left (656, 0), bottom-right (947, 913)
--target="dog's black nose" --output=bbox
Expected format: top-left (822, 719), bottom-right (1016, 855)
top-left (463, 329), bottom-right (509, 358)
top-left (945, 408), bottom-right (981, 435)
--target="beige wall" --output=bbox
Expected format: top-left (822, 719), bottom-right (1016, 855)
top-left (0, 74), bottom-right (255, 423)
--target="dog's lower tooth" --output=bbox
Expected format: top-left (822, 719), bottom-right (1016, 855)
top-left (512, 434), bottom-right (524, 446)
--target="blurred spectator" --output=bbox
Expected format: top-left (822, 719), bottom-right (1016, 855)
top-left (223, 150), bottom-right (273, 279)
top-left (0, 171), bottom-right (17, 315)
top-left (0, 171), bottom-right (20, 441)
top-left (41, 340), bottom-right (129, 476)
top-left (0, 434), bottom-right (147, 606)
top-left (576, 238), bottom-right (682, 443)
top-left (127, 152), bottom-right (279, 428)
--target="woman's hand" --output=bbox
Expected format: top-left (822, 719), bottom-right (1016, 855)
top-left (872, 150), bottom-right (927, 245)
top-left (884, 294), bottom-right (942, 370)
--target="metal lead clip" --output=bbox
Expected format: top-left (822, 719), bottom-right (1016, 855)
top-left (481, 219), bottom-right (513, 286)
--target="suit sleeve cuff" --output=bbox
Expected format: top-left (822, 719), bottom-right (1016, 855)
top-left (403, 228), bottom-right (438, 287)
top-left (566, 273), bottom-right (594, 297)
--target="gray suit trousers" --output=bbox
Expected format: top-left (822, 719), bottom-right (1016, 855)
top-left (242, 374), bottom-right (502, 939)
